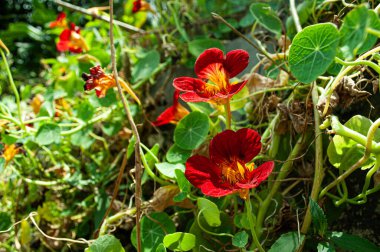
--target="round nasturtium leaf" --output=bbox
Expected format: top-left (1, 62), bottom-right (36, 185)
top-left (166, 144), bottom-right (192, 164)
top-left (174, 111), bottom-right (209, 150)
top-left (85, 235), bottom-right (125, 252)
top-left (35, 123), bottom-right (61, 145)
top-left (163, 232), bottom-right (196, 251)
top-left (250, 3), bottom-right (282, 36)
top-left (197, 198), bottom-right (221, 227)
top-left (130, 212), bottom-right (176, 252)
top-left (232, 231), bottom-right (249, 248)
top-left (289, 23), bottom-right (339, 83)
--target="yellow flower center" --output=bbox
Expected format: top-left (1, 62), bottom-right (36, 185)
top-left (221, 160), bottom-right (255, 185)
top-left (202, 63), bottom-right (230, 96)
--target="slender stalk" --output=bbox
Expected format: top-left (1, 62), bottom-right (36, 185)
top-left (211, 12), bottom-right (291, 75)
top-left (300, 84), bottom-right (324, 234)
top-left (109, 1), bottom-right (143, 251)
top-left (290, 0), bottom-right (302, 33)
top-left (245, 198), bottom-right (265, 252)
top-left (224, 98), bottom-right (232, 130)
top-left (55, 0), bottom-right (143, 33)
top-left (319, 118), bottom-right (380, 198)
top-left (322, 45), bottom-right (380, 116)
top-left (255, 132), bottom-right (311, 238)
top-left (335, 57), bottom-right (380, 75)
top-left (0, 49), bottom-right (24, 131)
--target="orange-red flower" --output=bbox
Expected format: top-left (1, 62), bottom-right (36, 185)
top-left (132, 0), bottom-right (152, 13)
top-left (57, 23), bottom-right (89, 53)
top-left (49, 12), bottom-right (67, 29)
top-left (152, 90), bottom-right (189, 126)
top-left (82, 66), bottom-right (141, 104)
top-left (185, 128), bottom-right (274, 199)
top-left (173, 48), bottom-right (249, 104)
top-left (1, 143), bottom-right (25, 164)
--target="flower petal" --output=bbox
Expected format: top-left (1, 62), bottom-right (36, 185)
top-left (236, 161), bottom-right (274, 189)
top-left (59, 29), bottom-right (71, 41)
top-left (185, 155), bottom-right (220, 189)
top-left (228, 80), bottom-right (247, 97)
top-left (152, 106), bottom-right (176, 126)
top-left (173, 77), bottom-right (205, 92)
top-left (179, 92), bottom-right (211, 102)
top-left (200, 182), bottom-right (234, 197)
top-left (209, 128), bottom-right (261, 165)
top-left (194, 48), bottom-right (224, 79)
top-left (57, 40), bottom-right (69, 52)
top-left (224, 49), bottom-right (249, 78)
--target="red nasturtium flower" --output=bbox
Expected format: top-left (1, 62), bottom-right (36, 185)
top-left (173, 48), bottom-right (249, 104)
top-left (185, 128), bottom-right (274, 199)
top-left (49, 12), bottom-right (67, 28)
top-left (82, 66), bottom-right (141, 104)
top-left (57, 23), bottom-right (89, 53)
top-left (132, 0), bottom-right (152, 13)
top-left (152, 90), bottom-right (189, 126)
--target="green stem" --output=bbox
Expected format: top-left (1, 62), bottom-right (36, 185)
top-left (320, 118), bottom-right (380, 198)
top-left (367, 27), bottom-right (380, 38)
top-left (224, 98), bottom-right (232, 130)
top-left (231, 86), bottom-right (296, 104)
top-left (256, 132), bottom-right (311, 238)
top-left (0, 49), bottom-right (24, 130)
top-left (140, 147), bottom-right (170, 185)
top-left (300, 84), bottom-right (324, 234)
top-left (335, 57), bottom-right (380, 75)
top-left (323, 45), bottom-right (380, 116)
top-left (245, 198), bottom-right (265, 252)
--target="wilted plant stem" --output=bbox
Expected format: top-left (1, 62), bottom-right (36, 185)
top-left (109, 1), bottom-right (143, 251)
top-left (245, 198), bottom-right (265, 252)
top-left (256, 132), bottom-right (311, 238)
top-left (300, 83), bottom-right (324, 234)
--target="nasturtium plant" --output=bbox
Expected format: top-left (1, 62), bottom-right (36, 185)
top-left (250, 3), bottom-right (282, 36)
top-left (86, 235), bottom-right (125, 252)
top-left (289, 23), bottom-right (339, 83)
top-left (327, 115), bottom-right (380, 171)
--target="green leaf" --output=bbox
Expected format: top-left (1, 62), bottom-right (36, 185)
top-left (317, 242), bottom-right (335, 252)
top-left (163, 232), bottom-right (196, 251)
top-left (174, 169), bottom-right (191, 202)
top-left (328, 232), bottom-right (380, 252)
top-left (166, 144), bottom-right (191, 164)
top-left (85, 235), bottom-right (125, 252)
top-left (102, 121), bottom-right (122, 136)
top-left (309, 199), bottom-right (327, 236)
top-left (250, 3), bottom-right (282, 35)
top-left (327, 115), bottom-right (380, 170)
top-left (132, 50), bottom-right (160, 82)
top-left (188, 39), bottom-right (224, 57)
top-left (232, 231), bottom-right (248, 248)
top-left (131, 212), bottom-right (176, 252)
top-left (155, 243), bottom-right (167, 252)
top-left (71, 127), bottom-right (94, 149)
top-left (76, 101), bottom-right (95, 122)
top-left (0, 212), bottom-right (12, 231)
top-left (174, 111), bottom-right (209, 150)
top-left (35, 123), bottom-right (61, 145)
top-left (155, 162), bottom-right (185, 179)
top-left (0, 158), bottom-right (5, 172)
top-left (197, 198), bottom-right (221, 227)
top-left (339, 5), bottom-right (377, 59)
top-left (269, 232), bottom-right (305, 252)
top-left (357, 10), bottom-right (380, 55)
top-left (289, 23), bottom-right (339, 83)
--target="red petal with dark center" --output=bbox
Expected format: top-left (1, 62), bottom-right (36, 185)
top-left (236, 161), bottom-right (274, 189)
top-left (200, 181), bottom-right (234, 197)
top-left (179, 92), bottom-right (211, 102)
top-left (209, 128), bottom-right (261, 166)
top-left (185, 155), bottom-right (219, 188)
top-left (194, 48), bottom-right (224, 79)
top-left (69, 46), bottom-right (83, 53)
top-left (224, 49), bottom-right (249, 78)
